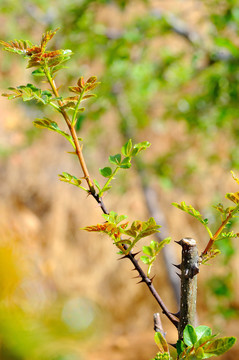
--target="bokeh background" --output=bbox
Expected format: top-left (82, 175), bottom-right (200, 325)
top-left (1, 0), bottom-right (239, 359)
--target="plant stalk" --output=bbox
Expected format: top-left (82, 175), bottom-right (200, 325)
top-left (178, 238), bottom-right (199, 340)
top-left (44, 65), bottom-right (178, 329)
top-left (44, 65), bottom-right (95, 193)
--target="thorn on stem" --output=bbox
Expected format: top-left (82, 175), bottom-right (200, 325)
top-left (136, 279), bottom-right (144, 284)
top-left (118, 255), bottom-right (129, 260)
top-left (172, 263), bottom-right (182, 270)
top-left (175, 240), bottom-right (183, 246)
top-left (176, 272), bottom-right (181, 279)
top-left (131, 251), bottom-right (141, 258)
top-left (150, 275), bottom-right (156, 283)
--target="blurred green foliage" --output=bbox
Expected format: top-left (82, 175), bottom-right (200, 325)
top-left (2, 0), bottom-right (239, 186)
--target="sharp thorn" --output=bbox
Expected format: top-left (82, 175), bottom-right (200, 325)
top-left (150, 275), bottom-right (156, 283)
top-left (132, 275), bottom-right (141, 279)
top-left (136, 279), bottom-right (144, 284)
top-left (118, 255), bottom-right (129, 260)
top-left (173, 263), bottom-right (182, 270)
top-left (175, 240), bottom-right (183, 246)
top-left (131, 251), bottom-right (141, 258)
top-left (131, 268), bottom-right (137, 271)
top-left (176, 272), bottom-right (181, 279)
top-left (169, 343), bottom-right (177, 349)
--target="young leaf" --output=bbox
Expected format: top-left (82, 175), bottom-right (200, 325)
top-left (32, 68), bottom-right (45, 77)
top-left (183, 324), bottom-right (198, 346)
top-left (195, 326), bottom-right (212, 341)
top-left (86, 76), bottom-right (97, 84)
top-left (33, 118), bottom-right (75, 147)
top-left (201, 249), bottom-right (221, 264)
top-left (176, 340), bottom-right (186, 356)
top-left (58, 172), bottom-right (85, 190)
top-left (99, 167), bottom-right (113, 178)
top-left (202, 336), bottom-right (236, 358)
top-left (231, 170), bottom-right (239, 185)
top-left (142, 245), bottom-right (154, 256)
top-left (194, 347), bottom-right (205, 359)
top-left (0, 39), bottom-right (34, 55)
top-left (119, 157), bottom-right (132, 169)
top-left (40, 28), bottom-right (59, 51)
top-left (121, 139), bottom-right (132, 156)
top-left (140, 256), bottom-right (151, 265)
top-left (154, 332), bottom-right (169, 353)
top-left (130, 141), bottom-right (151, 156)
top-left (154, 238), bottom-right (171, 254)
top-left (93, 179), bottom-right (101, 192)
top-left (225, 192), bottom-right (239, 204)
top-left (109, 154), bottom-right (121, 165)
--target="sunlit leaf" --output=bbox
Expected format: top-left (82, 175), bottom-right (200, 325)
top-left (33, 118), bottom-right (75, 147)
top-left (183, 324), bottom-right (197, 346)
top-left (202, 337), bottom-right (236, 358)
top-left (154, 332), bottom-right (169, 353)
top-left (99, 167), bottom-right (112, 178)
top-left (121, 139), bottom-right (132, 156)
top-left (109, 154), bottom-right (121, 165)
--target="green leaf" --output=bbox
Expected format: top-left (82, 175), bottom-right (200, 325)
top-left (142, 245), bottom-right (154, 256)
top-left (172, 201), bottom-right (212, 237)
top-left (119, 157), bottom-right (132, 169)
top-left (33, 118), bottom-right (75, 147)
top-left (140, 256), bottom-right (151, 265)
top-left (58, 172), bottom-right (84, 189)
top-left (99, 167), bottom-right (112, 178)
top-left (102, 211), bottom-right (127, 225)
top-left (195, 326), bottom-right (212, 340)
top-left (194, 347), bottom-right (205, 359)
top-left (93, 179), bottom-right (101, 192)
top-left (32, 68), bottom-right (45, 77)
top-left (176, 339), bottom-right (186, 356)
top-left (154, 238), bottom-right (171, 254)
top-left (130, 141), bottom-right (151, 156)
top-left (202, 337), bottom-right (236, 358)
top-left (121, 139), bottom-right (132, 156)
top-left (183, 324), bottom-right (198, 346)
top-left (154, 332), bottom-right (169, 353)
top-left (109, 153), bottom-right (121, 165)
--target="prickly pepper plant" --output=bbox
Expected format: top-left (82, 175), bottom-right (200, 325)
top-left (1, 29), bottom-right (238, 359)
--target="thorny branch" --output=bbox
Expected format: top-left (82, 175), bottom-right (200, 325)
top-left (46, 69), bottom-right (179, 329)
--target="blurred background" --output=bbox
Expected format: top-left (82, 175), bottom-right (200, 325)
top-left (1, 0), bottom-right (239, 359)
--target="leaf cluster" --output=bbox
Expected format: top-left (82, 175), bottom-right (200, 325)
top-left (95, 139), bottom-right (151, 196)
top-left (0, 29), bottom-right (72, 76)
top-left (2, 83), bottom-right (54, 104)
top-left (82, 211), bottom-right (161, 253)
top-left (176, 324), bottom-right (236, 359)
top-left (141, 239), bottom-right (171, 276)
